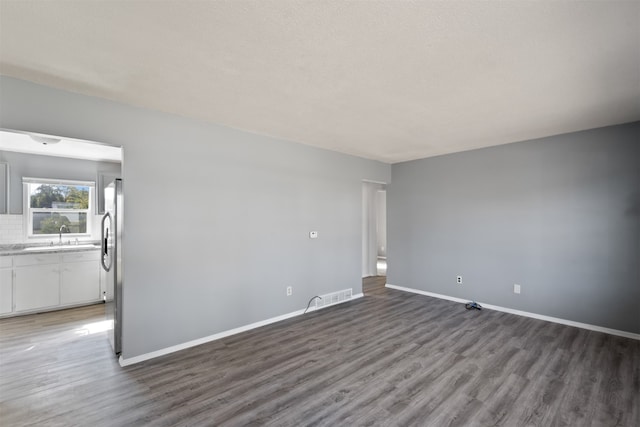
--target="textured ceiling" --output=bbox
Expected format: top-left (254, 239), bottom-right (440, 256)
top-left (1, 1), bottom-right (639, 163)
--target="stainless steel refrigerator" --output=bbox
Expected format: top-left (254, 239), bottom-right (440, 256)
top-left (101, 178), bottom-right (123, 355)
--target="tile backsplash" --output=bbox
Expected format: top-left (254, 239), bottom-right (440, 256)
top-left (0, 214), bottom-right (103, 244)
top-left (0, 215), bottom-right (23, 244)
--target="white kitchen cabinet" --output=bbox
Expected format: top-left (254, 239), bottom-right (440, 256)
top-left (0, 255), bottom-right (11, 269)
top-left (0, 268), bottom-right (12, 314)
top-left (14, 264), bottom-right (60, 312)
top-left (0, 256), bottom-right (13, 314)
top-left (61, 253), bottom-right (100, 305)
top-left (3, 249), bottom-right (102, 316)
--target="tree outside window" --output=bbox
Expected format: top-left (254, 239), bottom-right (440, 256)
top-left (24, 179), bottom-right (93, 237)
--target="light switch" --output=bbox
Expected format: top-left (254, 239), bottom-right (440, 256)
top-left (309, 231), bottom-right (318, 239)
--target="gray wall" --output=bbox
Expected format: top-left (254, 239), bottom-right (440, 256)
top-left (0, 76), bottom-right (390, 359)
top-left (0, 163), bottom-right (6, 214)
top-left (388, 122), bottom-right (640, 334)
top-left (0, 150), bottom-right (120, 214)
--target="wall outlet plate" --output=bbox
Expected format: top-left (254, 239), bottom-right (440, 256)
top-left (456, 276), bottom-right (462, 284)
top-left (514, 284), bottom-right (521, 294)
top-left (309, 231), bottom-right (318, 239)
top-left (286, 286), bottom-right (292, 296)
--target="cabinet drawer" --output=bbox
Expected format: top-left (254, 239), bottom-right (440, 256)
top-left (62, 251), bottom-right (100, 263)
top-left (0, 256), bottom-right (12, 268)
top-left (14, 253), bottom-right (59, 267)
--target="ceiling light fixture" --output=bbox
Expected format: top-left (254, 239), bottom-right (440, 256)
top-left (30, 135), bottom-right (61, 145)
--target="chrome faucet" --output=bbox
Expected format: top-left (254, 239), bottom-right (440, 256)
top-left (59, 224), bottom-right (68, 245)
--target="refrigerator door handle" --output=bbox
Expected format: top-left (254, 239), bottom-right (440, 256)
top-left (101, 212), bottom-right (112, 272)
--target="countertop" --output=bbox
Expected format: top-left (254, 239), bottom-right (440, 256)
top-left (0, 241), bottom-right (101, 256)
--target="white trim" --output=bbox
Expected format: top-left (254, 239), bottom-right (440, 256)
top-left (362, 179), bottom-right (387, 185)
top-left (385, 283), bottom-right (640, 341)
top-left (119, 293), bottom-right (364, 367)
top-left (22, 177), bottom-right (96, 187)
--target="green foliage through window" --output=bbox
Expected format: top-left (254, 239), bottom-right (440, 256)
top-left (26, 182), bottom-right (92, 236)
top-left (33, 212), bottom-right (87, 234)
top-left (30, 184), bottom-right (89, 209)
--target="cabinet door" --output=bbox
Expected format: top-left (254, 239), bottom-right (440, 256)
top-left (0, 269), bottom-right (12, 314)
top-left (14, 265), bottom-right (60, 312)
top-left (61, 261), bottom-right (100, 305)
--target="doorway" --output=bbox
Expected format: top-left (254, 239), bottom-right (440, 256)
top-left (362, 181), bottom-right (387, 295)
top-left (0, 129), bottom-right (122, 354)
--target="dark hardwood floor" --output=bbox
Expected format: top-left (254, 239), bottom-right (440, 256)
top-left (1, 280), bottom-right (638, 426)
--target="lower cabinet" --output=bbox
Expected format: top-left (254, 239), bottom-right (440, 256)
top-left (61, 260), bottom-right (100, 305)
top-left (1, 250), bottom-right (101, 317)
top-left (14, 264), bottom-right (60, 312)
top-left (0, 269), bottom-right (12, 314)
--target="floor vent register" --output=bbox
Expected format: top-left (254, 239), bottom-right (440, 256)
top-left (314, 288), bottom-right (353, 310)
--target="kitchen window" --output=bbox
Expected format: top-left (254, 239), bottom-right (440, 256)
top-left (23, 178), bottom-right (94, 237)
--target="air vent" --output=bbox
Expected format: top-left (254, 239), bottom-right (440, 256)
top-left (314, 288), bottom-right (353, 310)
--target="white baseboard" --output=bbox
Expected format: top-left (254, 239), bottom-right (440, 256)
top-left (119, 293), bottom-right (363, 367)
top-left (385, 283), bottom-right (640, 341)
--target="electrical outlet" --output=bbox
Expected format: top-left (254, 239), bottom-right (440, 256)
top-left (286, 286), bottom-right (292, 296)
top-left (514, 284), bottom-right (521, 294)
top-left (456, 276), bottom-right (462, 284)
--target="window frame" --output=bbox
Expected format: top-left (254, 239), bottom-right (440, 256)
top-left (23, 177), bottom-right (95, 239)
